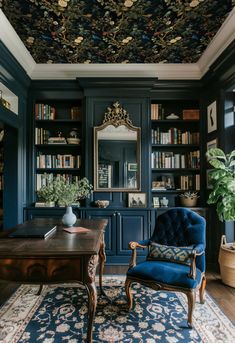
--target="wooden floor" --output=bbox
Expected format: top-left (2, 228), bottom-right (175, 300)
top-left (0, 267), bottom-right (235, 324)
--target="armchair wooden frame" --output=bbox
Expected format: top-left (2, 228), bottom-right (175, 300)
top-left (125, 241), bottom-right (206, 328)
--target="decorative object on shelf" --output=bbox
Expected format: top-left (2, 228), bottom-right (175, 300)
top-left (207, 101), bottom-right (217, 133)
top-left (128, 193), bottom-right (146, 208)
top-left (206, 147), bottom-right (235, 288)
top-left (179, 191), bottom-right (199, 207)
top-left (153, 196), bottom-right (160, 208)
top-left (182, 109), bottom-right (200, 120)
top-left (67, 137), bottom-right (80, 144)
top-left (166, 113), bottom-right (179, 120)
top-left (160, 197), bottom-right (169, 207)
top-left (48, 131), bottom-right (67, 144)
top-left (94, 200), bottom-right (110, 208)
top-left (67, 128), bottom-right (80, 144)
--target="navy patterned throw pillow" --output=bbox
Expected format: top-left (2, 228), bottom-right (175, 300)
top-left (147, 242), bottom-right (194, 265)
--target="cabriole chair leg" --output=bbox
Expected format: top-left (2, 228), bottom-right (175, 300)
top-left (186, 290), bottom-right (196, 328)
top-left (125, 278), bottom-right (133, 311)
top-left (199, 275), bottom-right (206, 304)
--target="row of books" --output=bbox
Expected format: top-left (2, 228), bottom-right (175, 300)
top-left (35, 128), bottom-right (50, 144)
top-left (151, 150), bottom-right (200, 169)
top-left (35, 103), bottom-right (56, 120)
top-left (36, 173), bottom-right (80, 191)
top-left (180, 174), bottom-right (200, 191)
top-left (151, 104), bottom-right (164, 120)
top-left (151, 103), bottom-right (200, 120)
top-left (151, 128), bottom-right (199, 145)
top-left (36, 154), bottom-right (81, 169)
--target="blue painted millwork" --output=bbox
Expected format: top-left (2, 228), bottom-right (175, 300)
top-left (0, 41), bottom-right (30, 228)
top-left (84, 208), bottom-right (149, 264)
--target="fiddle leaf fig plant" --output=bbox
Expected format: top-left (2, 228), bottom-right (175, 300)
top-left (206, 148), bottom-right (235, 221)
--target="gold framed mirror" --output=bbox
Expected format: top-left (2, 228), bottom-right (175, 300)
top-left (94, 102), bottom-right (141, 192)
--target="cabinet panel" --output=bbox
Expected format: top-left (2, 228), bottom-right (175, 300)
top-left (116, 210), bottom-right (148, 256)
top-left (84, 210), bottom-right (116, 256)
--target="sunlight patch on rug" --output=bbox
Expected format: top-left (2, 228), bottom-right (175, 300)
top-left (0, 277), bottom-right (234, 343)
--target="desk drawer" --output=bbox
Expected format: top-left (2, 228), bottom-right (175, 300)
top-left (0, 258), bottom-right (82, 283)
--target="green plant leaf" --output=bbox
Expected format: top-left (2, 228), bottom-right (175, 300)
top-left (228, 160), bottom-right (235, 168)
top-left (206, 148), bottom-right (226, 160)
top-left (228, 150), bottom-right (235, 160)
top-left (207, 147), bottom-right (235, 222)
top-left (208, 159), bottom-right (226, 169)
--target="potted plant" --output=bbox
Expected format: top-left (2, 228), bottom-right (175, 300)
top-left (179, 191), bottom-right (199, 207)
top-left (206, 147), bottom-right (235, 287)
top-left (37, 176), bottom-right (93, 226)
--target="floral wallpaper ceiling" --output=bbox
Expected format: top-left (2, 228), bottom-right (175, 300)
top-left (1, 0), bottom-right (234, 64)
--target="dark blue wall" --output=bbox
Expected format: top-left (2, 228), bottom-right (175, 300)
top-left (0, 41), bottom-right (30, 228)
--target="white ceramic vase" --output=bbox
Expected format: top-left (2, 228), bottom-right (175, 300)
top-left (62, 206), bottom-right (77, 227)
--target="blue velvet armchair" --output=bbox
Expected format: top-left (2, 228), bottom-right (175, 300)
top-left (125, 207), bottom-right (206, 327)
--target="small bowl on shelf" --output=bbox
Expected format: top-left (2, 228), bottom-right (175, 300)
top-left (67, 137), bottom-right (80, 145)
top-left (95, 200), bottom-right (110, 208)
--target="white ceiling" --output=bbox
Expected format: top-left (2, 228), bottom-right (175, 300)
top-left (1, 8), bottom-right (235, 80)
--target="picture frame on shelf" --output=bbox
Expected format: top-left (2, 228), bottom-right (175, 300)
top-left (128, 192), bottom-right (146, 208)
top-left (153, 196), bottom-right (160, 208)
top-left (207, 138), bottom-right (218, 151)
top-left (152, 181), bottom-right (166, 190)
top-left (152, 175), bottom-right (175, 190)
top-left (207, 101), bottom-right (217, 133)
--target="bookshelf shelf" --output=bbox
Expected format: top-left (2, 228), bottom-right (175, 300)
top-left (152, 144), bottom-right (199, 148)
top-left (35, 144), bottom-right (81, 148)
top-left (33, 99), bottom-right (83, 198)
top-left (150, 99), bottom-right (201, 208)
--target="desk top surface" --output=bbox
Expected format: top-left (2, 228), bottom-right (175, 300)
top-left (0, 218), bottom-right (108, 257)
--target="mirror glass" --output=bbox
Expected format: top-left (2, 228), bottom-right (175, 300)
top-left (94, 104), bottom-right (141, 191)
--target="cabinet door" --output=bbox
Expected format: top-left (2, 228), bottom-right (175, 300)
top-left (84, 210), bottom-right (116, 255)
top-left (116, 210), bottom-right (148, 256)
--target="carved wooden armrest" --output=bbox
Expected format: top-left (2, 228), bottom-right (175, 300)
top-left (128, 241), bottom-right (148, 270)
top-left (188, 250), bottom-right (197, 279)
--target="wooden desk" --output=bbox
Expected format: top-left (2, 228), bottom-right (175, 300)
top-left (0, 217), bottom-right (107, 343)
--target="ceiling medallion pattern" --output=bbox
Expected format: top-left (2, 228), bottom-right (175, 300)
top-left (1, 0), bottom-right (234, 64)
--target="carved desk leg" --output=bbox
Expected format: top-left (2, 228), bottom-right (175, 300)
top-left (85, 255), bottom-right (99, 343)
top-left (85, 281), bottom-right (97, 343)
top-left (98, 233), bottom-right (106, 296)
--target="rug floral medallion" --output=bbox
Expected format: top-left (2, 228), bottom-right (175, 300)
top-left (0, 277), bottom-right (234, 343)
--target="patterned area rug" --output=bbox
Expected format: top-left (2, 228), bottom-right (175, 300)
top-left (0, 277), bottom-right (234, 343)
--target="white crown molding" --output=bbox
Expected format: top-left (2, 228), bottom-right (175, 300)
top-left (0, 8), bottom-right (234, 80)
top-left (198, 7), bottom-right (235, 75)
top-left (31, 63), bottom-right (201, 80)
top-left (0, 10), bottom-right (35, 76)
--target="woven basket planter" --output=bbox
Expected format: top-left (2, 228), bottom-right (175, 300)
top-left (219, 235), bottom-right (235, 288)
